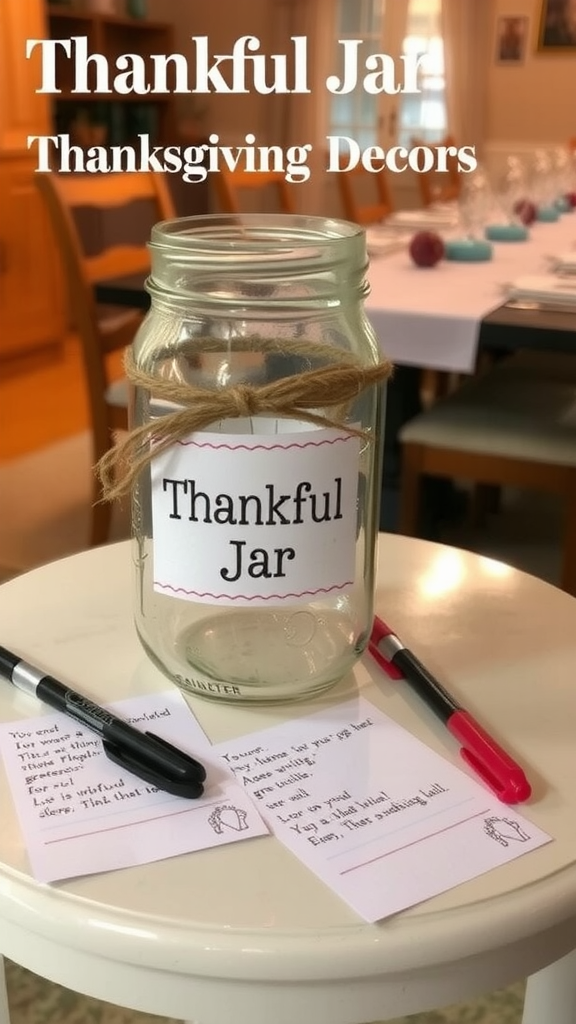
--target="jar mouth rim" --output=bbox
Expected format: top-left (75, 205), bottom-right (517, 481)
top-left (150, 213), bottom-right (365, 255)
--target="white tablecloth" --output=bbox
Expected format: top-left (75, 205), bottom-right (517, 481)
top-left (366, 216), bottom-right (576, 373)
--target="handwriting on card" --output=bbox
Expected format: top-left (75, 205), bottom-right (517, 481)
top-left (213, 696), bottom-right (551, 922)
top-left (0, 691), bottom-right (268, 883)
top-left (9, 717), bottom-right (167, 820)
top-left (221, 715), bottom-right (452, 848)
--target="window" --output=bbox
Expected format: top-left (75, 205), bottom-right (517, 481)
top-left (327, 0), bottom-right (447, 150)
top-left (397, 0), bottom-right (446, 147)
top-left (329, 0), bottom-right (383, 152)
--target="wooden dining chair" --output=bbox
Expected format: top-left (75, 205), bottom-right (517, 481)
top-left (413, 134), bottom-right (461, 208)
top-left (212, 169), bottom-right (296, 214)
top-left (398, 351), bottom-right (576, 596)
top-left (36, 171), bottom-right (175, 547)
top-left (335, 162), bottom-right (394, 225)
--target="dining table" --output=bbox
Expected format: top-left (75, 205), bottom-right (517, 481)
top-left (95, 212), bottom-right (576, 373)
top-left (364, 211), bottom-right (576, 374)
top-left (94, 211), bottom-right (575, 531)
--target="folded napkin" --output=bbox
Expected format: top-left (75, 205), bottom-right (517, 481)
top-left (506, 275), bottom-right (576, 305)
top-left (386, 209), bottom-right (457, 232)
top-left (428, 202), bottom-right (458, 215)
top-left (365, 226), bottom-right (410, 256)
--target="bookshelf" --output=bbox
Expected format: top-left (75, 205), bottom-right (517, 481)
top-left (46, 6), bottom-right (177, 148)
top-left (44, 4), bottom-right (210, 216)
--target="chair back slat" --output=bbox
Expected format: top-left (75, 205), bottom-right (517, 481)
top-left (35, 170), bottom-right (175, 546)
top-left (335, 161), bottom-right (394, 225)
top-left (85, 247), bottom-right (154, 283)
top-left (54, 172), bottom-right (174, 211)
top-left (213, 169), bottom-right (296, 215)
top-left (413, 134), bottom-right (461, 208)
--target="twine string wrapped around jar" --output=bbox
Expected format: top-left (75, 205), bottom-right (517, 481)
top-left (97, 340), bottom-right (393, 503)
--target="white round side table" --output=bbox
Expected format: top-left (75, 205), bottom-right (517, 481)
top-left (0, 537), bottom-right (575, 1024)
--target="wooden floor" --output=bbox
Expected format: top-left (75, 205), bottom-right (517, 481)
top-left (0, 338), bottom-right (88, 461)
top-left (0, 338), bottom-right (122, 462)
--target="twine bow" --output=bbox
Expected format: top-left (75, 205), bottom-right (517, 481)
top-left (97, 343), bottom-right (393, 502)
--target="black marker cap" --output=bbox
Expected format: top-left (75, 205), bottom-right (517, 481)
top-left (0, 646), bottom-right (21, 679)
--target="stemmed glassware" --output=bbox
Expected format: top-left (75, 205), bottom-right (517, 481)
top-left (529, 149), bottom-right (560, 222)
top-left (444, 166), bottom-right (494, 261)
top-left (550, 147), bottom-right (574, 212)
top-left (485, 155), bottom-right (530, 239)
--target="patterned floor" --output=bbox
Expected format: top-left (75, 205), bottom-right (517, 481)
top-left (5, 958), bottom-right (525, 1024)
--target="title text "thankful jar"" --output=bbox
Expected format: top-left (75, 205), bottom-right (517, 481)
top-left (27, 36), bottom-right (432, 96)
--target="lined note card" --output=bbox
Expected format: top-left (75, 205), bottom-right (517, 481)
top-left (213, 696), bottom-right (550, 921)
top-left (0, 685), bottom-right (551, 920)
top-left (0, 690), bottom-right (267, 882)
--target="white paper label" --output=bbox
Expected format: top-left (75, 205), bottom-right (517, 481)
top-left (150, 420), bottom-right (361, 606)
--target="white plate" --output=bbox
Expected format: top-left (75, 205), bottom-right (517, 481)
top-left (365, 227), bottom-right (410, 256)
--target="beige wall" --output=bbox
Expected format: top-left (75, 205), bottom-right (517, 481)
top-left (148, 0), bottom-right (576, 148)
top-left (486, 0), bottom-right (576, 145)
top-left (145, 0), bottom-right (575, 209)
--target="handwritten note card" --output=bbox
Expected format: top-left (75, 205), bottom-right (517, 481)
top-left (213, 696), bottom-right (550, 922)
top-left (0, 690), bottom-right (267, 882)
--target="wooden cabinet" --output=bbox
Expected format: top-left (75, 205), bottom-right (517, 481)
top-left (0, 2), bottom-right (207, 362)
top-left (0, 159), bottom-right (65, 359)
top-left (0, 0), bottom-right (65, 361)
top-left (0, 2), bottom-right (51, 152)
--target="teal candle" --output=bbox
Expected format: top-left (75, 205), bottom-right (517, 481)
top-left (555, 196), bottom-right (572, 213)
top-left (444, 238), bottom-right (493, 262)
top-left (536, 205), bottom-right (560, 222)
top-left (485, 223), bottom-right (529, 242)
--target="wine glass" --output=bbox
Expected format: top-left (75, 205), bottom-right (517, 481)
top-left (530, 149), bottom-right (560, 221)
top-left (487, 155), bottom-right (531, 237)
top-left (444, 167), bottom-right (494, 260)
top-left (458, 167), bottom-right (494, 238)
top-left (551, 147), bottom-right (574, 212)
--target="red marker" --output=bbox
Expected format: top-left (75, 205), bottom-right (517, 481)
top-left (368, 617), bottom-right (532, 804)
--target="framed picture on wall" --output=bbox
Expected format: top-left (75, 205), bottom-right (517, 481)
top-left (495, 15), bottom-right (529, 62)
top-left (537, 0), bottom-right (576, 49)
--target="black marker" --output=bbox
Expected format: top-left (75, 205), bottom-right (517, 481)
top-left (0, 645), bottom-right (206, 799)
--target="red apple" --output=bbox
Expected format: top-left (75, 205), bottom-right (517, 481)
top-left (565, 192), bottom-right (576, 209)
top-left (513, 198), bottom-right (537, 225)
top-left (409, 231), bottom-right (445, 268)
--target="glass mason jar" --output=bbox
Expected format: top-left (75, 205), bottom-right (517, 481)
top-left (131, 214), bottom-right (385, 704)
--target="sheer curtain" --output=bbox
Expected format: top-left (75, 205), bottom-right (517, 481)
top-left (441, 0), bottom-right (491, 156)
top-left (266, 0), bottom-right (335, 214)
